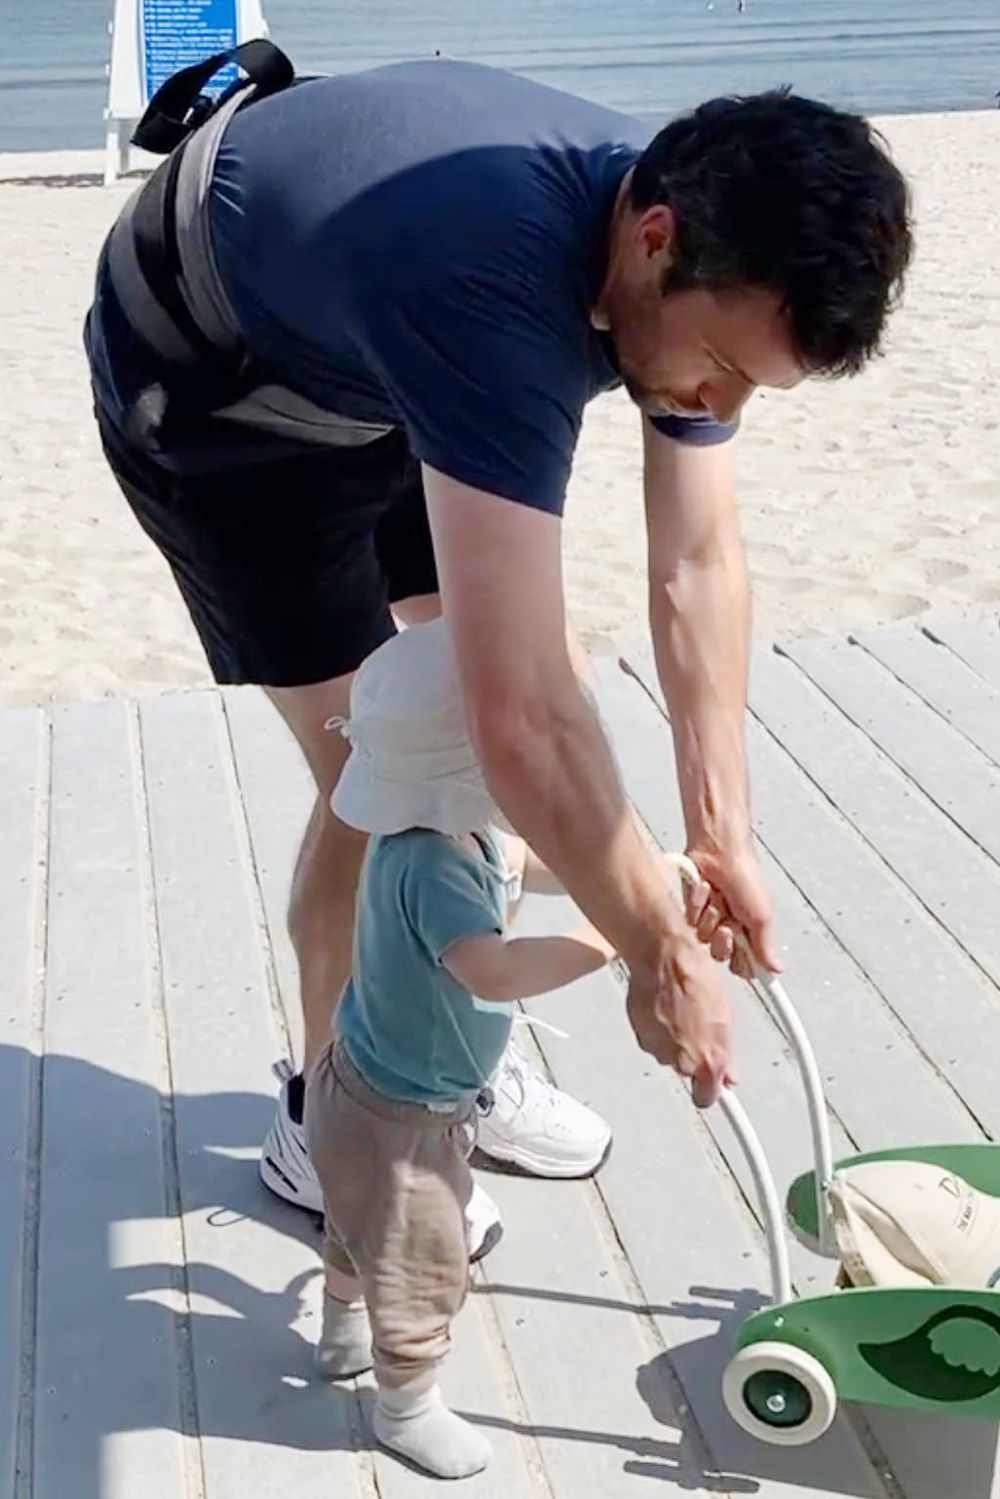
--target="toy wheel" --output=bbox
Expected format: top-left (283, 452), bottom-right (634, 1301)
top-left (723, 1342), bottom-right (837, 1447)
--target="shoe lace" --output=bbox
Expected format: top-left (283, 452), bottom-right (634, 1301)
top-left (496, 1015), bottom-right (570, 1110)
top-left (513, 1012), bottom-right (569, 1044)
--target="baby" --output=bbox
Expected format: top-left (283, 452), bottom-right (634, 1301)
top-left (305, 617), bottom-right (614, 1478)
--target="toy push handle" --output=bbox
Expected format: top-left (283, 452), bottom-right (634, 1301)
top-left (666, 854), bottom-right (837, 1285)
top-left (716, 1087), bottom-right (794, 1306)
top-left (752, 966), bottom-right (837, 1259)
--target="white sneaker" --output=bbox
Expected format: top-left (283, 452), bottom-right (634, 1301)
top-left (259, 1060), bottom-right (324, 1213)
top-left (476, 1039), bottom-right (611, 1178)
top-left (259, 1062), bottom-right (504, 1260)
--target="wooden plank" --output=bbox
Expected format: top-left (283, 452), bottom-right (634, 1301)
top-left (850, 1402), bottom-right (1000, 1499)
top-left (511, 946), bottom-right (886, 1498)
top-left (744, 700), bottom-right (1000, 1138)
top-left (0, 708), bottom-right (45, 1499)
top-left (749, 646), bottom-right (1000, 990)
top-left (854, 625), bottom-right (1000, 767)
top-left (223, 688), bottom-right (539, 1497)
top-left (139, 688), bottom-right (364, 1498)
top-left (924, 617), bottom-right (1000, 691)
top-left (221, 686), bottom-right (313, 1062)
top-left (782, 634), bottom-right (1000, 864)
top-left (593, 653), bottom-right (1000, 1499)
top-left (34, 701), bottom-right (186, 1499)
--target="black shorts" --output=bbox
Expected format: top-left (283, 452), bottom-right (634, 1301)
top-left (98, 418), bottom-right (439, 686)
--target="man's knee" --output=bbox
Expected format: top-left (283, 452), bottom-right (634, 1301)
top-left (265, 673), bottom-right (355, 800)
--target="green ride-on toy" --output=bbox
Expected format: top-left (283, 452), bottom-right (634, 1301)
top-left (667, 855), bottom-right (1000, 1447)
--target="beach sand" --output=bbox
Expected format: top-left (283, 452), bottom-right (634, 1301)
top-left (1, 110), bottom-right (998, 706)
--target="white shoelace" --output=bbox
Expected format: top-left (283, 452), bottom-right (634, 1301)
top-left (484, 1015), bottom-right (571, 1113)
top-left (512, 1011), bottom-right (569, 1043)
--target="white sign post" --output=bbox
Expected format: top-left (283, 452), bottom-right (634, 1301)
top-left (104, 0), bottom-right (268, 184)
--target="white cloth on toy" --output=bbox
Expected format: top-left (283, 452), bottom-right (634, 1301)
top-left (831, 1160), bottom-right (1000, 1289)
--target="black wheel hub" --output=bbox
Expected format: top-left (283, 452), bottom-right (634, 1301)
top-left (743, 1370), bottom-right (813, 1429)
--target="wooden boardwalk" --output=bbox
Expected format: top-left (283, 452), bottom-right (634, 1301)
top-left (2, 616), bottom-right (999, 1499)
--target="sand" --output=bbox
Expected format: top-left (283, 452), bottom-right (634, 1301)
top-left (1, 111), bottom-right (998, 706)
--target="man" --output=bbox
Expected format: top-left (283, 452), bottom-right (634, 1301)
top-left (85, 57), bottom-right (911, 1251)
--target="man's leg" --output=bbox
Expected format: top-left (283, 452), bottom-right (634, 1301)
top-left (257, 672), bottom-right (371, 1212)
top-left (269, 592), bottom-right (444, 1073)
top-left (264, 673), bottom-right (368, 1073)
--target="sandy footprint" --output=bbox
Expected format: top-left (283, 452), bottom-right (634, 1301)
top-left (920, 558), bottom-right (970, 585)
top-left (837, 591), bottom-right (930, 627)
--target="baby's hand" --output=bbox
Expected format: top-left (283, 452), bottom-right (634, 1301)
top-left (570, 923), bottom-right (617, 965)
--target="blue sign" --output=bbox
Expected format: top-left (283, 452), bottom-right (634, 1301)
top-left (142, 0), bottom-right (239, 104)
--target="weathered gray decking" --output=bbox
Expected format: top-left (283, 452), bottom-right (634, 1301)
top-left (2, 615), bottom-right (1000, 1499)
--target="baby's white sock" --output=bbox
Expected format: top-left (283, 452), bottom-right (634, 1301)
top-left (373, 1383), bottom-right (491, 1478)
top-left (316, 1293), bottom-right (372, 1379)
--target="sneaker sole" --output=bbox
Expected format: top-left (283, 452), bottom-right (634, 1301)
top-left (474, 1134), bottom-right (613, 1180)
top-left (259, 1151), bottom-right (324, 1215)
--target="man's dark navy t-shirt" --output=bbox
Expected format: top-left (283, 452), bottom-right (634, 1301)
top-left (93, 60), bottom-right (735, 511)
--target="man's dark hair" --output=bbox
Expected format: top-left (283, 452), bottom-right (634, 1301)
top-left (630, 90), bottom-right (912, 376)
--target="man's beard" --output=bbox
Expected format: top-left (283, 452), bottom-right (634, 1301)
top-left (618, 366), bottom-right (649, 404)
top-left (616, 360), bottom-right (662, 411)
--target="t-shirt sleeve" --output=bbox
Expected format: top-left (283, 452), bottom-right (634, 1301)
top-left (648, 412), bottom-right (739, 446)
top-left (352, 270), bottom-right (588, 515)
top-left (403, 847), bottom-right (504, 965)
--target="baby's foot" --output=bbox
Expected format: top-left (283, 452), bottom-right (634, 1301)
top-left (373, 1383), bottom-right (491, 1478)
top-left (316, 1293), bottom-right (372, 1379)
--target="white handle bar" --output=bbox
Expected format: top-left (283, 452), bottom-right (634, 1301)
top-left (624, 853), bottom-right (836, 1305)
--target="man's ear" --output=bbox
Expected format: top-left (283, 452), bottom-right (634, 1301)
top-left (635, 202), bottom-right (678, 271)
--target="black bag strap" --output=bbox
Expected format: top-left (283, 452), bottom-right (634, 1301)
top-left (130, 146), bottom-right (223, 363)
top-left (132, 38), bottom-right (294, 154)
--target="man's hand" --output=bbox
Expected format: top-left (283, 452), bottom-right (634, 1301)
top-left (684, 841), bottom-right (781, 980)
top-left (626, 933), bottom-right (734, 1108)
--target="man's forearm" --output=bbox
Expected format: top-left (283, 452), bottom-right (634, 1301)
top-left (649, 539), bottom-right (752, 854)
top-left (473, 677), bottom-right (688, 968)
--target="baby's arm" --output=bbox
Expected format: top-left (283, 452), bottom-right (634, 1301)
top-left (442, 923), bottom-right (615, 1002)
